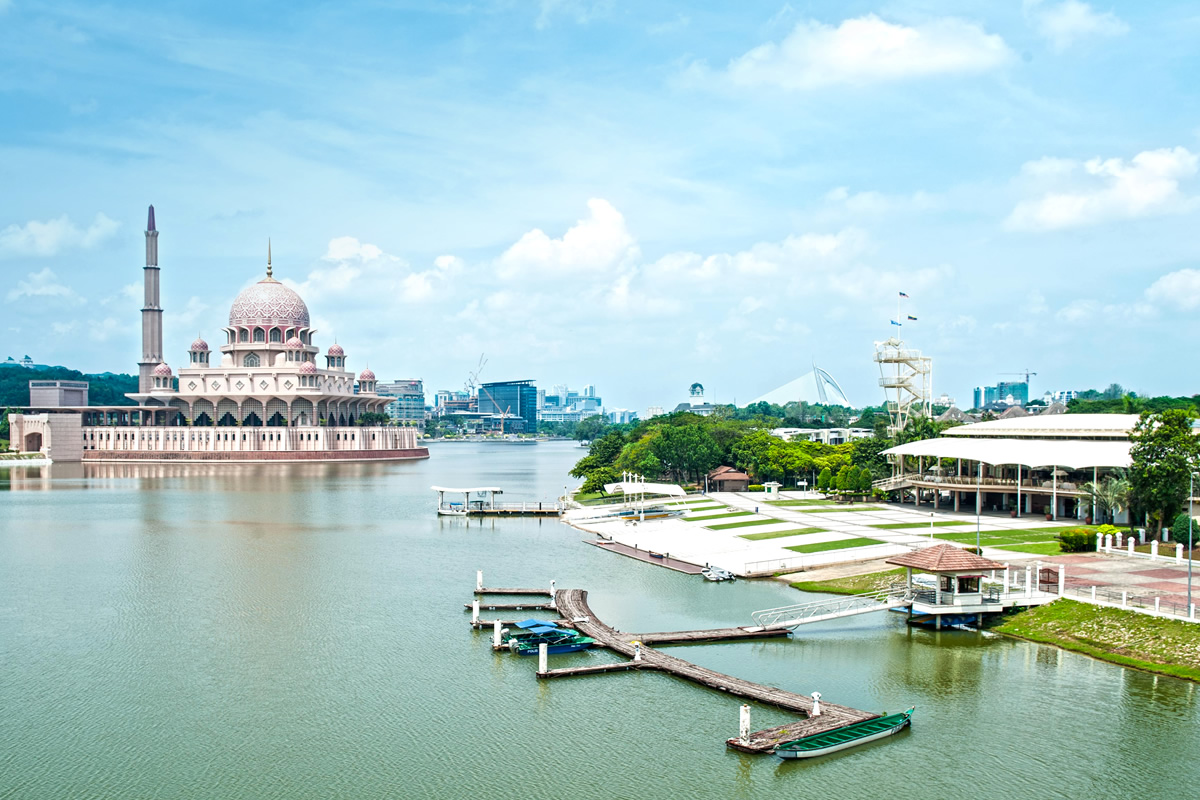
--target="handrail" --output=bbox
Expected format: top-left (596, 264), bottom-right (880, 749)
top-left (751, 583), bottom-right (909, 629)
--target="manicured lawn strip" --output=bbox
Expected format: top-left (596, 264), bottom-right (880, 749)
top-left (685, 505), bottom-right (727, 513)
top-left (993, 542), bottom-right (1064, 555)
top-left (935, 533), bottom-right (1023, 547)
top-left (740, 527), bottom-right (825, 541)
top-left (706, 518), bottom-right (783, 531)
top-left (870, 521), bottom-right (970, 530)
top-left (767, 499), bottom-right (844, 507)
top-left (785, 538), bottom-right (886, 554)
top-left (796, 506), bottom-right (885, 514)
top-left (685, 511), bottom-right (753, 523)
top-left (993, 599), bottom-right (1200, 682)
top-left (789, 568), bottom-right (907, 595)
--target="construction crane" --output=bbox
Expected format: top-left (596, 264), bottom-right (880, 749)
top-left (464, 353), bottom-right (487, 397)
top-left (1000, 370), bottom-right (1037, 385)
top-left (477, 383), bottom-right (512, 435)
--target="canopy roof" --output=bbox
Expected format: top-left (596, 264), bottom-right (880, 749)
top-left (431, 486), bottom-right (503, 494)
top-left (942, 413), bottom-right (1138, 439)
top-left (602, 481), bottom-right (687, 497)
top-left (887, 544), bottom-right (1005, 572)
top-left (882, 438), bottom-right (1130, 469)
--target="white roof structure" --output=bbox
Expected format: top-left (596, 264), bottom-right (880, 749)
top-left (602, 481), bottom-right (687, 497)
top-left (752, 366), bottom-right (851, 407)
top-left (431, 486), bottom-right (503, 494)
top-left (942, 413), bottom-right (1139, 439)
top-left (883, 438), bottom-right (1130, 469)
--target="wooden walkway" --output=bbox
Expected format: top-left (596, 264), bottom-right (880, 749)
top-left (633, 628), bottom-right (789, 645)
top-left (473, 587), bottom-right (552, 596)
top-left (466, 602), bottom-right (555, 611)
top-left (552, 588), bottom-right (878, 752)
top-left (587, 540), bottom-right (705, 575)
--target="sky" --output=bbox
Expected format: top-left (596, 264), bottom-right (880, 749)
top-left (2, 0), bottom-right (1199, 413)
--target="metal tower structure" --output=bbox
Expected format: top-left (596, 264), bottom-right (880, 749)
top-left (873, 336), bottom-right (932, 436)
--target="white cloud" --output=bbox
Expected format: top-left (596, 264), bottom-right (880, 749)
top-left (1006, 147), bottom-right (1198, 231)
top-left (716, 15), bottom-right (1011, 90)
top-left (497, 198), bottom-right (639, 278)
top-left (825, 186), bottom-right (938, 214)
top-left (5, 268), bottom-right (85, 304)
top-left (536, 0), bottom-right (611, 30)
top-left (1025, 1), bottom-right (1128, 51)
top-left (0, 213), bottom-right (120, 257)
top-left (296, 236), bottom-right (449, 304)
top-left (1145, 269), bottom-right (1200, 311)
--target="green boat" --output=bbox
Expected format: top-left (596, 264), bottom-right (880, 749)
top-left (775, 708), bottom-right (914, 759)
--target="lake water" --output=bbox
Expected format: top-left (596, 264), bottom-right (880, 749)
top-left (2, 441), bottom-right (1197, 799)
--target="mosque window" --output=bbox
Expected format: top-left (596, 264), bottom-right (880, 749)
top-left (270, 328), bottom-right (282, 343)
top-left (244, 353), bottom-right (260, 368)
top-left (239, 329), bottom-right (249, 342)
top-left (253, 328), bottom-right (266, 343)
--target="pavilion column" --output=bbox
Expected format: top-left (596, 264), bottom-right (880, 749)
top-left (1052, 466), bottom-right (1058, 521)
top-left (1017, 464), bottom-right (1022, 518)
top-left (976, 461), bottom-right (982, 516)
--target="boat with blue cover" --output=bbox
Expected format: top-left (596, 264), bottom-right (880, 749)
top-left (503, 620), bottom-right (596, 655)
top-left (775, 708), bottom-right (914, 759)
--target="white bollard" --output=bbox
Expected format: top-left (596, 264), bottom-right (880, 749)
top-left (1151, 541), bottom-right (1159, 561)
top-left (1058, 566), bottom-right (1066, 595)
top-left (634, 643), bottom-right (642, 663)
top-left (739, 704), bottom-right (751, 741)
top-left (493, 620), bottom-right (502, 649)
top-left (1096, 533), bottom-right (1103, 552)
top-left (472, 599), bottom-right (480, 624)
top-left (1176, 544), bottom-right (1184, 565)
top-left (1104, 534), bottom-right (1112, 553)
top-left (1155, 597), bottom-right (1161, 615)
top-left (1191, 604), bottom-right (1196, 620)
top-left (1025, 565), bottom-right (1032, 596)
top-left (549, 580), bottom-right (557, 608)
top-left (811, 692), bottom-right (822, 717)
top-left (1091, 586), bottom-right (1097, 602)
top-left (476, 570), bottom-right (483, 591)
top-left (1116, 531), bottom-right (1123, 549)
top-left (1127, 539), bottom-right (1135, 557)
top-left (1138, 529), bottom-right (1146, 545)
top-left (1004, 564), bottom-right (1011, 593)
top-left (538, 642), bottom-right (548, 674)
top-left (1122, 591), bottom-right (1127, 607)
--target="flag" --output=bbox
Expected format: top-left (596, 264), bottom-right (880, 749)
top-left (907, 315), bottom-right (918, 321)
top-left (890, 319), bottom-right (902, 326)
top-left (898, 291), bottom-right (909, 298)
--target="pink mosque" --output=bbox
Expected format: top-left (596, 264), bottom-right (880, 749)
top-left (9, 206), bottom-right (428, 462)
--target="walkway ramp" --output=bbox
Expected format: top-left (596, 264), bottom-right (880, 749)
top-left (752, 585), bottom-right (910, 630)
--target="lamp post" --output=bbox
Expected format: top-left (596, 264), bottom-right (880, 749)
top-left (1190, 472), bottom-right (1194, 613)
top-left (976, 460), bottom-right (982, 553)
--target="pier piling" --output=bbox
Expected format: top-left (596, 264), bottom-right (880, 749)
top-left (493, 620), bottom-right (502, 649)
top-left (472, 599), bottom-right (480, 624)
top-left (739, 705), bottom-right (751, 741)
top-left (538, 642), bottom-right (548, 675)
top-left (477, 570), bottom-right (483, 591)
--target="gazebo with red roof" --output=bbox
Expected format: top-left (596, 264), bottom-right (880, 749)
top-left (887, 544), bottom-right (1008, 626)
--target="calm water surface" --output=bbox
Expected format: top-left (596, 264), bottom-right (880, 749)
top-left (2, 442), bottom-right (1197, 799)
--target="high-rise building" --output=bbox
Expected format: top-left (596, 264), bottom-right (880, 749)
top-left (377, 379), bottom-right (425, 425)
top-left (478, 379), bottom-right (537, 432)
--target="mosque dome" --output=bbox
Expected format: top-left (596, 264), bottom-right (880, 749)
top-left (284, 336), bottom-right (304, 350)
top-left (298, 361), bottom-right (317, 375)
top-left (327, 343), bottom-right (345, 357)
top-left (189, 337), bottom-right (209, 352)
top-left (359, 368), bottom-right (376, 382)
top-left (153, 362), bottom-right (173, 377)
top-left (228, 277), bottom-right (310, 328)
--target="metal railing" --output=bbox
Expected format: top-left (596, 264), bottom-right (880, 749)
top-left (1062, 585), bottom-right (1198, 623)
top-left (751, 583), bottom-right (909, 629)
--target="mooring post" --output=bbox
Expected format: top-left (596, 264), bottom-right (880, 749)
top-left (492, 620), bottom-right (502, 649)
top-left (476, 570), bottom-right (483, 591)
top-left (634, 642), bottom-right (642, 663)
top-left (538, 642), bottom-right (548, 675)
top-left (549, 580), bottom-right (557, 608)
top-left (1176, 544), bottom-right (1184, 565)
top-left (1151, 541), bottom-right (1159, 561)
top-left (739, 704), bottom-right (751, 741)
top-left (472, 599), bottom-right (480, 624)
top-left (811, 692), bottom-right (822, 717)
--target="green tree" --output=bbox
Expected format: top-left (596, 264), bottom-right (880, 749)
top-left (570, 431), bottom-right (626, 478)
top-left (652, 424), bottom-right (722, 482)
top-left (1129, 409), bottom-right (1200, 535)
top-left (856, 466), bottom-right (874, 493)
top-left (580, 466), bottom-right (622, 495)
top-left (1078, 471), bottom-right (1131, 525)
top-left (835, 465), bottom-right (850, 492)
top-left (357, 411), bottom-right (391, 426)
top-left (574, 415), bottom-right (608, 442)
top-left (816, 466), bottom-right (832, 491)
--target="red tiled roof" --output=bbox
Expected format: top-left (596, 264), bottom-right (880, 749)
top-left (886, 543), bottom-right (1005, 572)
top-left (710, 471), bottom-right (749, 481)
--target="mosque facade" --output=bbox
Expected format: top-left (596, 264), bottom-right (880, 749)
top-left (10, 207), bottom-right (428, 462)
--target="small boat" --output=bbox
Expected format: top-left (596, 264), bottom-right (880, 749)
top-left (775, 708), bottom-right (914, 759)
top-left (648, 551), bottom-right (666, 559)
top-left (701, 567), bottom-right (736, 582)
top-left (508, 630), bottom-right (596, 655)
top-left (437, 504), bottom-right (468, 517)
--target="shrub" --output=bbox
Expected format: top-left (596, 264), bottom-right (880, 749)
top-left (1171, 512), bottom-right (1195, 543)
top-left (1096, 523), bottom-right (1120, 538)
top-left (816, 467), bottom-right (832, 491)
top-left (748, 484), bottom-right (764, 492)
top-left (1057, 527), bottom-right (1096, 553)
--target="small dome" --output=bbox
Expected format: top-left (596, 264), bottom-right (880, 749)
top-left (190, 337), bottom-right (209, 352)
top-left (298, 361), bottom-right (317, 375)
top-left (284, 336), bottom-right (304, 350)
top-left (359, 368), bottom-right (376, 382)
top-left (327, 343), bottom-right (345, 356)
top-left (152, 362), bottom-right (173, 377)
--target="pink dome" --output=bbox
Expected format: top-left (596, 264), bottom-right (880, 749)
top-left (358, 368), bottom-right (376, 382)
top-left (228, 278), bottom-right (310, 328)
top-left (284, 336), bottom-right (304, 349)
top-left (298, 361), bottom-right (317, 375)
top-left (327, 343), bottom-right (345, 356)
top-left (152, 362), bottom-right (173, 377)
top-left (189, 337), bottom-right (209, 352)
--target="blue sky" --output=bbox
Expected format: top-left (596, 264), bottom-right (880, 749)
top-left (2, 0), bottom-right (1199, 411)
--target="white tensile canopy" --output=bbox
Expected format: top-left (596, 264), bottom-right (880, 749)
top-left (602, 481), bottom-right (687, 497)
top-left (882, 438), bottom-right (1130, 469)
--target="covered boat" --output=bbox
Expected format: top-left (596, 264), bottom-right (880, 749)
top-left (775, 708), bottom-right (914, 759)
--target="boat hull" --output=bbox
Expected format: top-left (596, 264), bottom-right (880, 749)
top-left (511, 642), bottom-right (594, 656)
top-left (775, 709), bottom-right (914, 759)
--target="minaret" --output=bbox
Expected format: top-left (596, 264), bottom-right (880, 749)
top-left (137, 205), bottom-right (163, 394)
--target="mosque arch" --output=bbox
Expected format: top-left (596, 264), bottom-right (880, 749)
top-left (244, 352), bottom-right (260, 368)
top-left (239, 328), bottom-right (249, 342)
top-left (253, 327), bottom-right (266, 343)
top-left (218, 412), bottom-right (237, 426)
top-left (24, 431), bottom-right (43, 452)
top-left (242, 399), bottom-right (264, 426)
top-left (193, 412), bottom-right (213, 427)
top-left (269, 328), bottom-right (282, 343)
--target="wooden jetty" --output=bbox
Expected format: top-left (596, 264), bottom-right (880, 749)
top-left (473, 587), bottom-right (552, 596)
top-left (632, 627), bottom-right (789, 645)
top-left (549, 588), bottom-right (878, 752)
top-left (587, 540), bottom-right (705, 575)
top-left (466, 601), bottom-right (556, 611)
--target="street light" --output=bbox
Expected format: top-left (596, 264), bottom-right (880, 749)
top-left (1190, 472), bottom-right (1194, 614)
top-left (976, 460), bottom-right (983, 553)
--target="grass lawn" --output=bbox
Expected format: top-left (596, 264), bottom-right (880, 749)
top-left (870, 521), bottom-right (970, 530)
top-left (789, 568), bottom-right (907, 595)
top-left (796, 506), bottom-right (885, 514)
top-left (685, 505), bottom-right (727, 513)
top-left (706, 518), bottom-right (783, 531)
top-left (785, 537), bottom-right (886, 554)
top-left (993, 542), bottom-right (1064, 555)
top-left (685, 511), bottom-right (753, 523)
top-left (993, 599), bottom-right (1200, 682)
top-left (935, 533), bottom-right (1027, 547)
top-left (739, 527), bottom-right (825, 541)
top-left (766, 499), bottom-right (843, 507)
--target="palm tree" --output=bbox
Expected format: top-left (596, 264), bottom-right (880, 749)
top-left (1079, 470), bottom-right (1132, 525)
